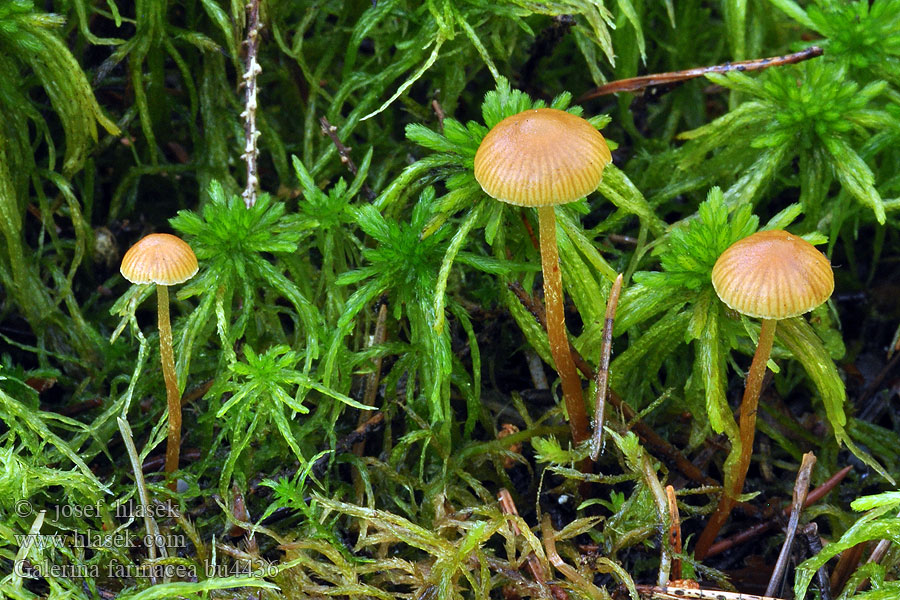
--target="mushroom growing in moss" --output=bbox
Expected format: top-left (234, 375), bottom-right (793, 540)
top-left (695, 229), bottom-right (834, 558)
top-left (474, 108), bottom-right (611, 447)
top-left (120, 233), bottom-right (198, 490)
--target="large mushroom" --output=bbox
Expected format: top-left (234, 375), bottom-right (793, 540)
top-left (695, 229), bottom-right (834, 558)
top-left (474, 108), bottom-right (612, 447)
top-left (121, 233), bottom-right (199, 489)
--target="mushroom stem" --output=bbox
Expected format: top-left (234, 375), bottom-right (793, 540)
top-left (157, 284), bottom-right (181, 490)
top-left (696, 318), bottom-right (777, 558)
top-left (537, 206), bottom-right (590, 446)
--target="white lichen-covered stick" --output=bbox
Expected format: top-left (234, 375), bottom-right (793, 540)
top-left (635, 586), bottom-right (785, 600)
top-left (241, 0), bottom-right (263, 208)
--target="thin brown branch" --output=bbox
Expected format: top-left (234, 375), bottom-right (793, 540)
top-left (705, 465), bottom-right (851, 558)
top-left (541, 513), bottom-right (589, 600)
top-left (508, 281), bottom-right (715, 487)
top-left (431, 99), bottom-right (446, 132)
top-left (831, 542), bottom-right (867, 596)
top-left (666, 485), bottom-right (682, 582)
top-left (801, 523), bottom-right (833, 600)
top-left (520, 212), bottom-right (540, 252)
top-left (319, 116), bottom-right (376, 200)
top-left (577, 46), bottom-right (823, 102)
top-left (355, 301), bottom-right (388, 455)
top-left (766, 452), bottom-right (815, 597)
top-left (862, 537), bottom-right (896, 581)
top-left (591, 273), bottom-right (623, 459)
top-left (312, 412), bottom-right (385, 478)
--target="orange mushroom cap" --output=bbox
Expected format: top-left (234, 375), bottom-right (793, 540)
top-left (712, 230), bottom-right (834, 319)
top-left (120, 233), bottom-right (198, 286)
top-left (474, 108), bottom-right (611, 207)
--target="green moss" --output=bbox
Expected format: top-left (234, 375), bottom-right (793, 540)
top-left (3, 0), bottom-right (900, 597)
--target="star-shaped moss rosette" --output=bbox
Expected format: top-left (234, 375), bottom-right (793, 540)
top-left (403, 77), bottom-right (664, 245)
top-left (401, 77), bottom-right (663, 362)
top-left (292, 152), bottom-right (373, 323)
top-left (773, 0), bottom-right (900, 86)
top-left (326, 188), bottom-right (474, 444)
top-left (670, 60), bottom-right (890, 224)
top-left (215, 344), bottom-right (369, 497)
top-left (612, 189), bottom-right (889, 516)
top-left (613, 189), bottom-right (762, 452)
top-left (170, 181), bottom-right (320, 372)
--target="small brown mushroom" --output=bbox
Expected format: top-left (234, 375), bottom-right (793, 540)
top-left (121, 233), bottom-right (198, 489)
top-left (695, 229), bottom-right (834, 558)
top-left (474, 108), bottom-right (611, 447)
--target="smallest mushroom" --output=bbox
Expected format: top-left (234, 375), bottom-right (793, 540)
top-left (695, 229), bottom-right (834, 558)
top-left (121, 233), bottom-right (198, 489)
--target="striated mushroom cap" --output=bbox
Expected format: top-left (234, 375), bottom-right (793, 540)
top-left (712, 230), bottom-right (834, 319)
top-left (120, 233), bottom-right (198, 286)
top-left (474, 108), bottom-right (611, 207)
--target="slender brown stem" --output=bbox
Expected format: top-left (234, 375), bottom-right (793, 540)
top-left (577, 46), bottom-right (823, 101)
top-left (319, 116), bottom-right (376, 201)
top-left (696, 318), bottom-right (777, 558)
top-left (766, 452), bottom-right (816, 597)
top-left (509, 280), bottom-right (708, 483)
top-left (537, 206), bottom-right (589, 446)
top-left (706, 465), bottom-right (851, 558)
top-left (591, 272), bottom-right (623, 459)
top-left (158, 285), bottom-right (181, 491)
top-left (666, 485), bottom-right (682, 581)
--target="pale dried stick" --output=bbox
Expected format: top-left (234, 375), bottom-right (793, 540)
top-left (591, 273), bottom-right (624, 459)
top-left (706, 465), bottom-right (851, 558)
top-left (766, 452), bottom-right (815, 597)
top-left (635, 585), bottom-right (786, 600)
top-left (508, 281), bottom-right (711, 488)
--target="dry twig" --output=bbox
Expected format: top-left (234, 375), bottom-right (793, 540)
top-left (591, 273), bottom-right (623, 459)
top-left (312, 412), bottom-right (385, 478)
top-left (356, 301), bottom-right (388, 454)
top-left (705, 465), bottom-right (851, 558)
top-left (766, 452), bottom-right (815, 597)
top-left (577, 47), bottom-right (823, 101)
top-left (319, 116), bottom-right (376, 200)
top-left (508, 281), bottom-right (713, 487)
top-left (666, 486), bottom-right (682, 582)
top-left (541, 513), bottom-right (598, 600)
top-left (801, 523), bottom-right (832, 600)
